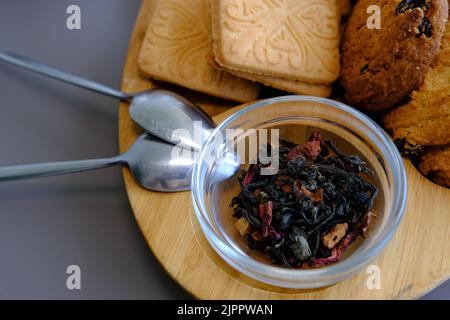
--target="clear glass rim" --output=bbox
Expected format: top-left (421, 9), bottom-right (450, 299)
top-left (191, 95), bottom-right (408, 287)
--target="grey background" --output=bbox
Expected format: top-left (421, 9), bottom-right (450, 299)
top-left (0, 0), bottom-right (447, 299)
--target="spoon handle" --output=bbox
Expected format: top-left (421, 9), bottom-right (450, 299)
top-left (0, 49), bottom-right (130, 100)
top-left (0, 157), bottom-right (125, 182)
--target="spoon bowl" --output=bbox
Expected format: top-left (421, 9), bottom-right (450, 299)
top-left (0, 134), bottom-right (195, 192)
top-left (0, 50), bottom-right (215, 149)
top-left (124, 134), bottom-right (195, 191)
top-left (129, 89), bottom-right (214, 150)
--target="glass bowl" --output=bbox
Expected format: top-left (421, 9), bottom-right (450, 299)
top-left (191, 96), bottom-right (407, 289)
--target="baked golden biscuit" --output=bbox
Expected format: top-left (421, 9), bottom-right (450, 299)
top-left (384, 98), bottom-right (450, 147)
top-left (384, 21), bottom-right (450, 147)
top-left (138, 0), bottom-right (260, 103)
top-left (211, 0), bottom-right (341, 84)
top-left (227, 69), bottom-right (333, 97)
top-left (208, 53), bottom-right (332, 97)
top-left (341, 0), bottom-right (448, 111)
top-left (419, 146), bottom-right (450, 187)
top-left (384, 16), bottom-right (449, 187)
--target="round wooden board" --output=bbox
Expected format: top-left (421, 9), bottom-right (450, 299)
top-left (118, 0), bottom-right (450, 299)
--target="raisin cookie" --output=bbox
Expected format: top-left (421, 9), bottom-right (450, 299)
top-left (419, 145), bottom-right (450, 187)
top-left (383, 16), bottom-right (450, 149)
top-left (340, 0), bottom-right (448, 112)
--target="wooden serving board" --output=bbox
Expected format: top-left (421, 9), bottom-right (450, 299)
top-left (118, 0), bottom-right (450, 299)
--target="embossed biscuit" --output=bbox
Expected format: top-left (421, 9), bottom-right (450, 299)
top-left (229, 69), bottom-right (333, 97)
top-left (138, 0), bottom-right (260, 103)
top-left (211, 0), bottom-right (341, 84)
top-left (208, 53), bottom-right (332, 97)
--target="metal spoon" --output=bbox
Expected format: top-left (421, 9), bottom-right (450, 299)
top-left (0, 49), bottom-right (214, 150)
top-left (0, 134), bottom-right (195, 192)
top-left (0, 134), bottom-right (241, 191)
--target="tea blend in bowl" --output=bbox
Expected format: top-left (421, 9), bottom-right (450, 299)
top-left (231, 131), bottom-right (379, 269)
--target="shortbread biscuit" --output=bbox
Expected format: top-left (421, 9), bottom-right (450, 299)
top-left (384, 20), bottom-right (450, 147)
top-left (226, 69), bottom-right (333, 97)
top-left (419, 145), bottom-right (450, 187)
top-left (138, 0), bottom-right (260, 103)
top-left (211, 0), bottom-right (341, 84)
top-left (341, 0), bottom-right (448, 111)
top-left (209, 53), bottom-right (332, 97)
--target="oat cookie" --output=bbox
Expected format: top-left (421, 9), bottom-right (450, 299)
top-left (341, 0), bottom-right (448, 112)
top-left (419, 145), bottom-right (450, 187)
top-left (383, 19), bottom-right (450, 147)
top-left (383, 95), bottom-right (450, 148)
top-left (211, 0), bottom-right (341, 84)
top-left (138, 0), bottom-right (260, 103)
top-left (338, 0), bottom-right (352, 17)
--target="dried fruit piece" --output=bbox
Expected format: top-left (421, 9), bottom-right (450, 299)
top-left (357, 211), bottom-right (377, 237)
top-left (322, 223), bottom-right (349, 249)
top-left (287, 141), bottom-right (322, 162)
top-left (235, 217), bottom-right (251, 236)
top-left (313, 232), bottom-right (357, 266)
top-left (298, 184), bottom-right (324, 204)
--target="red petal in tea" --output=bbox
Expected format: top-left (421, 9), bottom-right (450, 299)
top-left (287, 140), bottom-right (322, 162)
top-left (259, 200), bottom-right (273, 237)
top-left (313, 232), bottom-right (357, 266)
top-left (309, 130), bottom-right (324, 143)
top-left (268, 226), bottom-right (282, 240)
top-left (243, 164), bottom-right (256, 187)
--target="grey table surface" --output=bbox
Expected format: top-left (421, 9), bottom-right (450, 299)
top-left (0, 0), bottom-right (447, 300)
